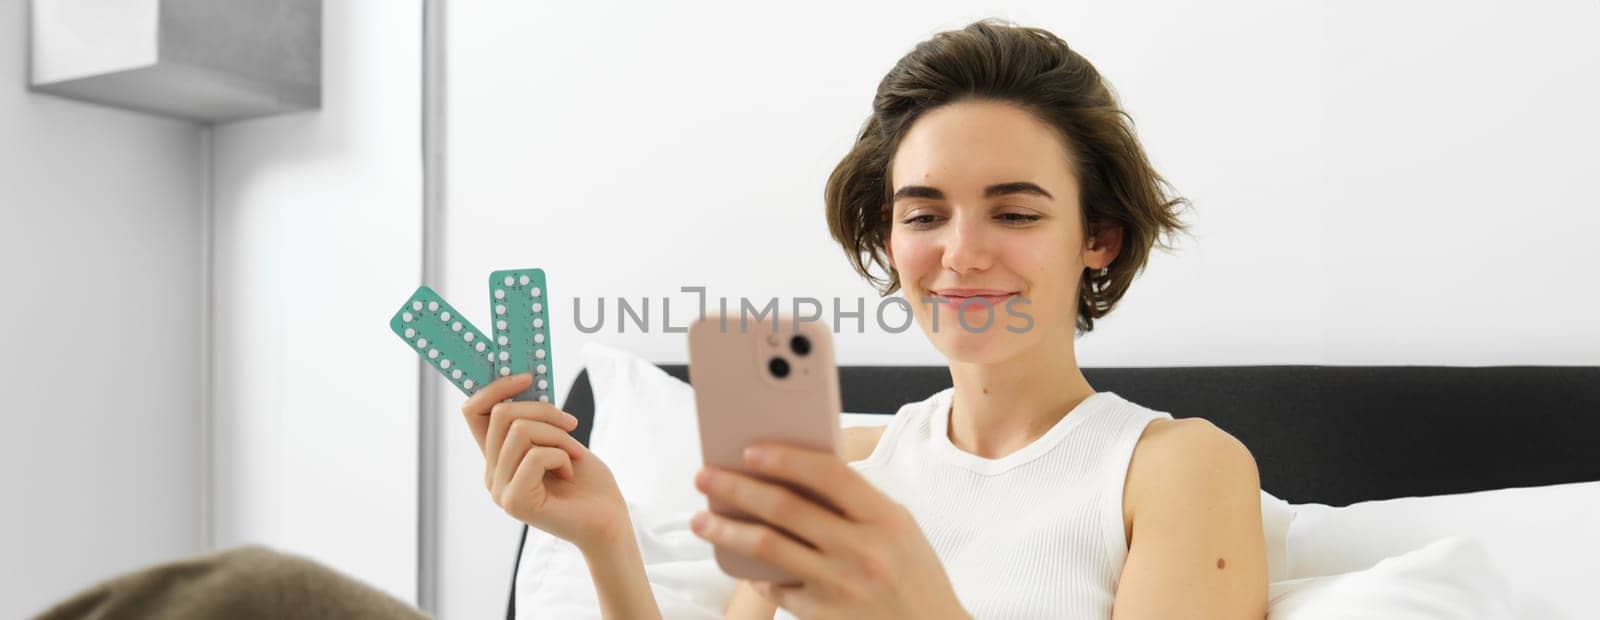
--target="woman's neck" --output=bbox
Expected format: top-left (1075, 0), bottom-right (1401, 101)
top-left (945, 322), bottom-right (1096, 459)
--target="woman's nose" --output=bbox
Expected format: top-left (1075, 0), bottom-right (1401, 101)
top-left (940, 212), bottom-right (994, 274)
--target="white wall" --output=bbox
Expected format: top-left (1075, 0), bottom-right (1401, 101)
top-left (0, 0), bottom-right (203, 614)
top-left (210, 0), bottom-right (422, 604)
top-left (440, 1), bottom-right (1600, 617)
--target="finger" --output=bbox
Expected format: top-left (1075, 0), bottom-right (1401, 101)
top-left (460, 373), bottom-right (533, 450)
top-left (509, 418), bottom-right (586, 463)
top-left (696, 467), bottom-right (853, 552)
top-left (494, 420), bottom-right (576, 493)
top-left (743, 443), bottom-right (887, 522)
top-left (499, 446), bottom-right (574, 511)
top-left (484, 399), bottom-right (579, 488)
top-left (491, 419), bottom-right (533, 495)
top-left (690, 511), bottom-right (830, 585)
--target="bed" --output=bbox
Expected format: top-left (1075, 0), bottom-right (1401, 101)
top-left (506, 361), bottom-right (1600, 618)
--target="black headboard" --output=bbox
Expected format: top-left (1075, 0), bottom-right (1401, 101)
top-left (509, 364), bottom-right (1600, 619)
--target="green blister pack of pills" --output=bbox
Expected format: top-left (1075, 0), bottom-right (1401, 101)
top-left (487, 268), bottom-right (555, 403)
top-left (389, 268), bottom-right (555, 404)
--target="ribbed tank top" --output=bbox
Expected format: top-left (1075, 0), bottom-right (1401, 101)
top-left (775, 386), bottom-right (1172, 620)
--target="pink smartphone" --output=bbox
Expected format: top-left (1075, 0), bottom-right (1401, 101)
top-left (688, 314), bottom-right (842, 584)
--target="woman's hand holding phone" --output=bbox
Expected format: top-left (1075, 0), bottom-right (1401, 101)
top-left (460, 372), bottom-right (629, 553)
top-left (690, 442), bottom-right (970, 619)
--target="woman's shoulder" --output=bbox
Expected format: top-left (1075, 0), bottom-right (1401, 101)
top-left (1128, 417), bottom-right (1257, 492)
top-left (1122, 416), bottom-right (1261, 543)
top-left (1133, 416), bottom-right (1253, 463)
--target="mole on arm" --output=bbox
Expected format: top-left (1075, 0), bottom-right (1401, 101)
top-left (1216, 557), bottom-right (1226, 570)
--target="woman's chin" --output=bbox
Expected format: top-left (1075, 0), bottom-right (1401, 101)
top-left (929, 330), bottom-right (1022, 365)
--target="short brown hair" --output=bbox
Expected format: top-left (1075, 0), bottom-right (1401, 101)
top-left (825, 18), bottom-right (1191, 334)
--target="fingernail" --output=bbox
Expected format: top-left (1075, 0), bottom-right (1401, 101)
top-left (690, 511), bottom-right (710, 534)
top-left (565, 413), bottom-right (580, 427)
top-left (744, 446), bottom-right (768, 467)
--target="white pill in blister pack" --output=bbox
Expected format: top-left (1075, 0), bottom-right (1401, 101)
top-left (534, 333), bottom-right (545, 344)
top-left (441, 311), bottom-right (452, 321)
top-left (440, 359), bottom-right (451, 369)
top-left (535, 349), bottom-right (546, 359)
top-left (428, 301), bottom-right (439, 312)
top-left (519, 275), bottom-right (530, 286)
top-left (495, 289), bottom-right (505, 300)
top-left (412, 301), bottom-right (423, 311)
top-left (530, 287), bottom-right (542, 297)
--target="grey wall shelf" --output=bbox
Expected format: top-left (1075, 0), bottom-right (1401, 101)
top-left (29, 0), bottom-right (321, 123)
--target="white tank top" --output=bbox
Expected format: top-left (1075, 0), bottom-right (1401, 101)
top-left (775, 387), bottom-right (1172, 620)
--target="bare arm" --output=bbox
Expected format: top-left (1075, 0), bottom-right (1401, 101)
top-left (1111, 418), bottom-right (1268, 619)
top-left (581, 511), bottom-right (665, 620)
top-left (460, 375), bottom-right (665, 620)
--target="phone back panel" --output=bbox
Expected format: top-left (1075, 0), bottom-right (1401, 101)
top-left (687, 315), bottom-right (841, 584)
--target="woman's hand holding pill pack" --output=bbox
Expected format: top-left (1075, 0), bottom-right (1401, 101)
top-left (390, 268), bottom-right (630, 551)
top-left (459, 373), bottom-right (630, 552)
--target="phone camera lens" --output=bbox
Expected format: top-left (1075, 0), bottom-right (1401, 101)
top-left (789, 335), bottom-right (811, 356)
top-left (768, 357), bottom-right (790, 379)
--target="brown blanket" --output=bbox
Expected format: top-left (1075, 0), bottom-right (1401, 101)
top-left (33, 545), bottom-right (430, 620)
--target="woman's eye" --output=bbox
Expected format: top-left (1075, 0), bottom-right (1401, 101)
top-left (899, 213), bottom-right (1039, 226)
top-left (998, 213), bottom-right (1043, 224)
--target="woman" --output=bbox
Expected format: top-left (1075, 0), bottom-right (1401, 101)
top-left (465, 19), bottom-right (1267, 619)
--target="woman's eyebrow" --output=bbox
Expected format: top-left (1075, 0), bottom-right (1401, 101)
top-left (892, 181), bottom-right (1054, 202)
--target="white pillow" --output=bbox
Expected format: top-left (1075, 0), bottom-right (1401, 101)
top-left (516, 342), bottom-right (892, 619)
top-left (1260, 489), bottom-right (1295, 584)
top-left (1285, 480), bottom-right (1600, 619)
top-left (1267, 536), bottom-right (1516, 619)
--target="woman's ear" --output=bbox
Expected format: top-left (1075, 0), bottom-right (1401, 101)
top-left (1083, 219), bottom-right (1123, 270)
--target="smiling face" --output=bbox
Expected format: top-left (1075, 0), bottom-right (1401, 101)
top-left (887, 99), bottom-right (1121, 363)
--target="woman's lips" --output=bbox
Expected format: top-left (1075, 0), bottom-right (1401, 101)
top-left (929, 292), bottom-right (1018, 311)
